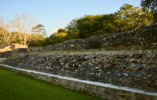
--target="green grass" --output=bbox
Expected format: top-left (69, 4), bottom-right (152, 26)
top-left (0, 67), bottom-right (105, 100)
top-left (6, 56), bottom-right (16, 60)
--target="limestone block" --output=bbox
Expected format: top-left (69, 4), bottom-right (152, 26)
top-left (0, 58), bottom-right (6, 62)
top-left (103, 43), bottom-right (108, 47)
top-left (151, 43), bottom-right (157, 46)
top-left (70, 44), bottom-right (74, 47)
top-left (127, 42), bottom-right (131, 45)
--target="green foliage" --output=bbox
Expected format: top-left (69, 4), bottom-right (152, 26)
top-left (57, 28), bottom-right (66, 33)
top-left (65, 4), bottom-right (154, 39)
top-left (0, 27), bottom-right (9, 44)
top-left (28, 24), bottom-right (47, 47)
top-left (28, 34), bottom-right (46, 47)
top-left (141, 0), bottom-right (157, 22)
top-left (153, 12), bottom-right (157, 22)
top-left (10, 32), bottom-right (21, 44)
top-left (53, 32), bottom-right (67, 38)
top-left (6, 56), bottom-right (16, 60)
top-left (114, 4), bottom-right (154, 31)
top-left (44, 32), bottom-right (68, 46)
top-left (32, 24), bottom-right (47, 37)
top-left (0, 22), bottom-right (47, 47)
top-left (66, 14), bottom-right (118, 38)
top-left (141, 0), bottom-right (157, 13)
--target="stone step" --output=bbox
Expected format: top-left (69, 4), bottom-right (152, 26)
top-left (0, 58), bottom-right (6, 63)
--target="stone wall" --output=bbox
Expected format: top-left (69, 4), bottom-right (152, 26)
top-left (3, 51), bottom-right (157, 92)
top-left (1, 64), bottom-right (157, 100)
top-left (0, 48), bottom-right (30, 58)
top-left (39, 24), bottom-right (157, 51)
top-left (0, 44), bottom-right (12, 52)
top-left (28, 47), bottom-right (42, 52)
top-left (1, 24), bottom-right (156, 53)
top-left (0, 44), bottom-right (28, 52)
top-left (102, 25), bottom-right (157, 50)
top-left (0, 58), bottom-right (6, 63)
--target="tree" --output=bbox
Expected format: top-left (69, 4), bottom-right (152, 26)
top-left (32, 24), bottom-right (47, 36)
top-left (0, 27), bottom-right (8, 44)
top-left (30, 24), bottom-right (47, 45)
top-left (53, 32), bottom-right (67, 39)
top-left (141, 0), bottom-right (157, 12)
top-left (13, 13), bottom-right (36, 46)
top-left (53, 32), bottom-right (66, 37)
top-left (0, 14), bottom-right (48, 46)
top-left (57, 28), bottom-right (66, 33)
top-left (141, 0), bottom-right (157, 22)
top-left (66, 19), bottom-right (79, 39)
top-left (28, 34), bottom-right (46, 47)
top-left (11, 32), bottom-right (21, 44)
top-left (114, 4), bottom-right (154, 32)
top-left (65, 4), bottom-right (154, 40)
top-left (0, 18), bottom-right (15, 44)
top-left (66, 14), bottom-right (118, 38)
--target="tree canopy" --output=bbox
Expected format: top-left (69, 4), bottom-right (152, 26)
top-left (115, 4), bottom-right (154, 31)
top-left (141, 0), bottom-right (157, 22)
top-left (141, 0), bottom-right (157, 13)
top-left (65, 4), bottom-right (154, 38)
top-left (0, 13), bottom-right (47, 46)
top-left (57, 28), bottom-right (66, 33)
top-left (32, 24), bottom-right (47, 37)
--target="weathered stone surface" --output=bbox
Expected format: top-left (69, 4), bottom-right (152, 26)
top-left (0, 58), bottom-right (6, 62)
top-left (33, 24), bottom-right (157, 51)
top-left (0, 48), bottom-right (30, 58)
top-left (3, 51), bottom-right (157, 92)
top-left (0, 44), bottom-right (28, 52)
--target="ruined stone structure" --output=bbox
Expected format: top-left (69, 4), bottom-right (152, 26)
top-left (3, 51), bottom-right (157, 92)
top-left (1, 64), bottom-right (157, 100)
top-left (0, 24), bottom-right (157, 57)
top-left (0, 48), bottom-right (30, 58)
top-left (0, 44), bottom-right (28, 52)
top-left (40, 24), bottom-right (157, 51)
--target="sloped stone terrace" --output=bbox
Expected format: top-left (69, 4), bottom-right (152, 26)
top-left (3, 52), bottom-right (157, 92)
top-left (37, 24), bottom-right (157, 51)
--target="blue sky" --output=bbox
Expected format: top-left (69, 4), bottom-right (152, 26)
top-left (0, 0), bottom-right (141, 37)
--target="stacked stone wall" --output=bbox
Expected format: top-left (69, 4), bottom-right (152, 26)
top-left (0, 48), bottom-right (30, 58)
top-left (1, 24), bottom-right (157, 53)
top-left (3, 51), bottom-right (157, 92)
top-left (102, 25), bottom-right (157, 50)
top-left (39, 24), bottom-right (157, 51)
top-left (1, 64), bottom-right (157, 100)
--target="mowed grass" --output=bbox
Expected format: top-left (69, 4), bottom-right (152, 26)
top-left (0, 67), bottom-right (105, 100)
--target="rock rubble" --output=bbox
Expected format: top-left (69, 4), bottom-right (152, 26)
top-left (3, 52), bottom-right (157, 92)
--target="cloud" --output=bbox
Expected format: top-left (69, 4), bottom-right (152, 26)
top-left (57, 20), bottom-right (68, 25)
top-left (52, 28), bottom-right (58, 34)
top-left (52, 27), bottom-right (65, 34)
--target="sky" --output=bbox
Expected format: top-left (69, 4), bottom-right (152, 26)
top-left (0, 0), bottom-right (141, 37)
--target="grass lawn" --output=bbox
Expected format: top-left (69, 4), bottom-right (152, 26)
top-left (0, 67), bottom-right (105, 100)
